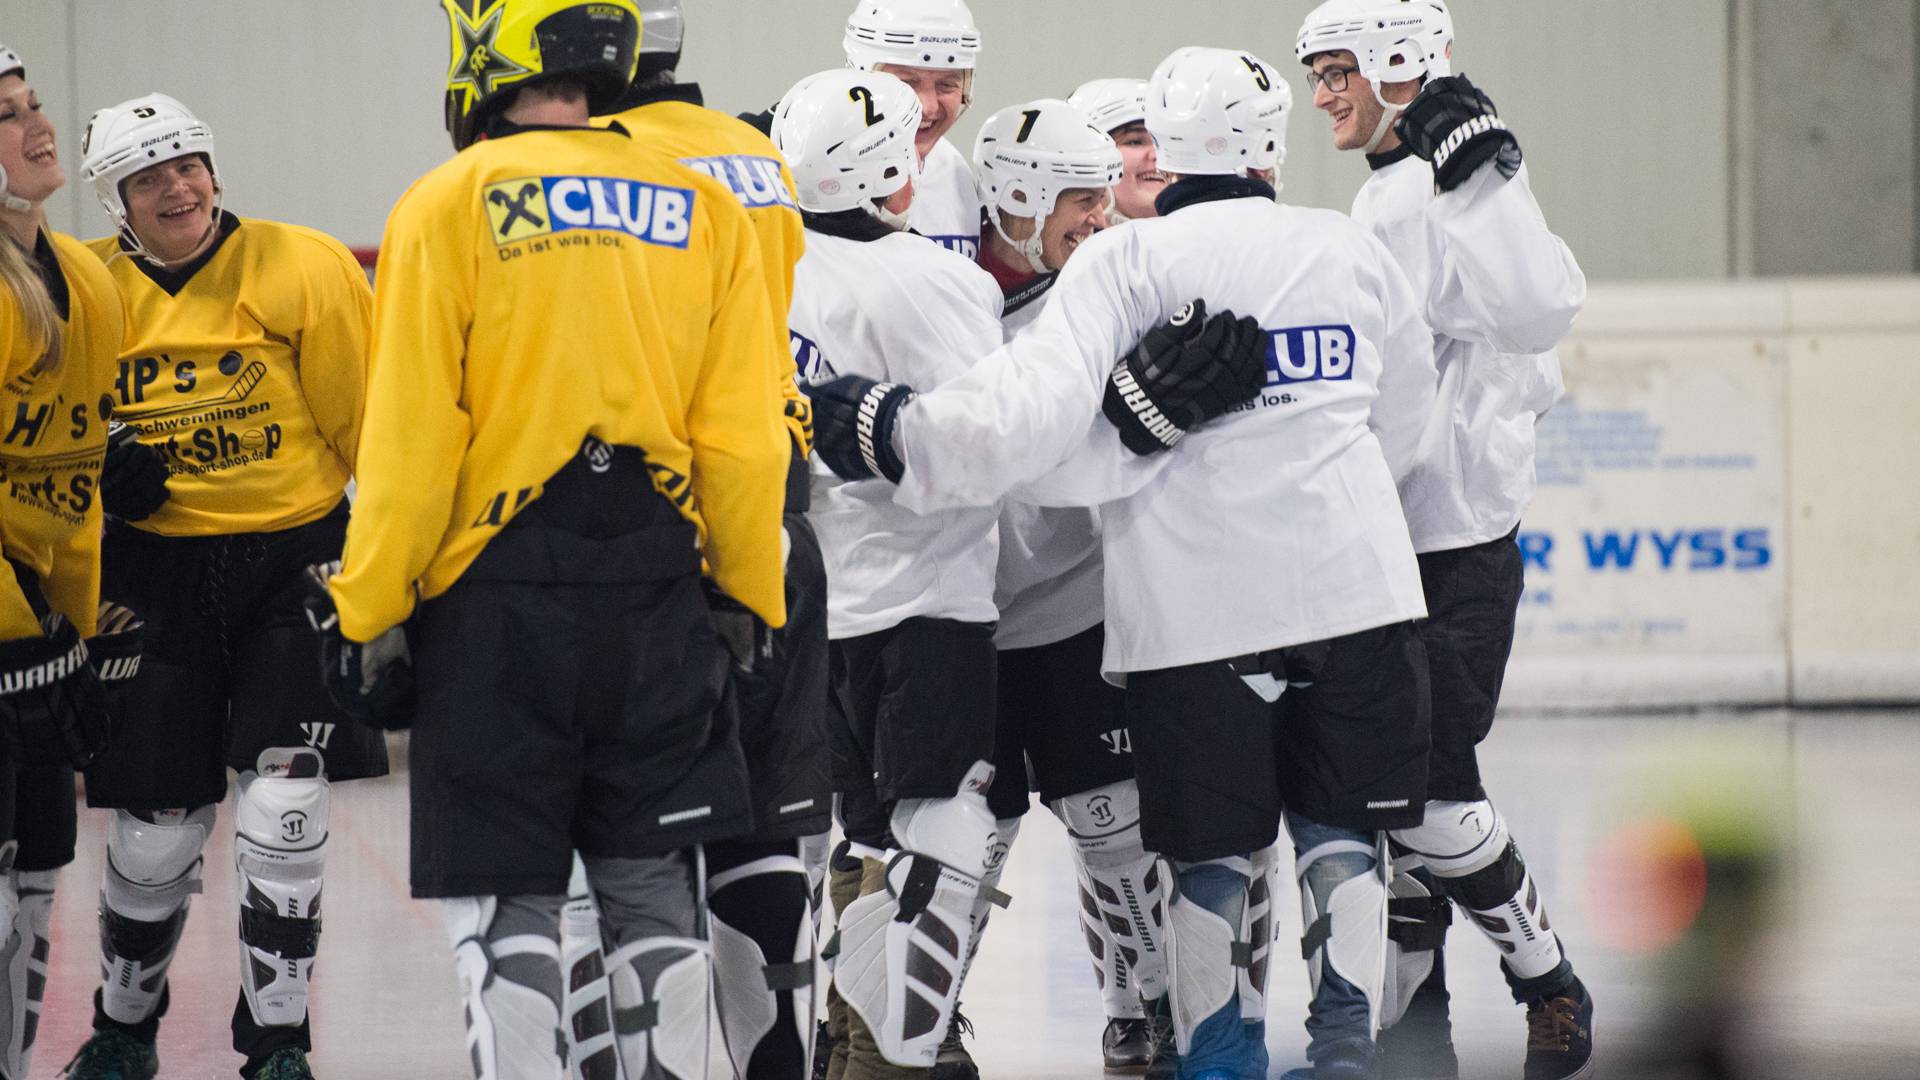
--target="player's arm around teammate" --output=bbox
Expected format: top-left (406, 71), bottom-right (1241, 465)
top-left (56, 87), bottom-right (379, 1080)
top-left (315, 2), bottom-right (788, 1077)
top-left (0, 44), bottom-right (149, 1080)
top-left (1297, 4), bottom-right (1594, 1079)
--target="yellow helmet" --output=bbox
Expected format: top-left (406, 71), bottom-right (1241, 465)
top-left (441, 0), bottom-right (644, 149)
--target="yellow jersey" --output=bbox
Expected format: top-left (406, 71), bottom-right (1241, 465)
top-left (85, 213), bottom-right (371, 537)
top-left (0, 232), bottom-right (122, 639)
top-left (601, 84), bottom-right (812, 462)
top-left (330, 122), bottom-right (790, 641)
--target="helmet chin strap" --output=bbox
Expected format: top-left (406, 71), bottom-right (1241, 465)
top-left (867, 198), bottom-right (911, 232)
top-left (0, 164), bottom-right (33, 213)
top-left (1363, 102), bottom-right (1403, 154)
top-left (989, 211), bottom-right (1050, 276)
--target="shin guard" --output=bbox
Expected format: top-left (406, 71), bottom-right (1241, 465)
top-left (1380, 851), bottom-right (1451, 1029)
top-left (444, 894), bottom-right (566, 1080)
top-left (709, 849), bottom-right (817, 1079)
top-left (561, 855), bottom-right (617, 1080)
top-left (234, 749), bottom-right (327, 1030)
top-left (835, 762), bottom-right (998, 1068)
top-left (1164, 856), bottom-right (1267, 1078)
top-left (1393, 801), bottom-right (1564, 984)
top-left (0, 842), bottom-right (53, 1078)
top-left (100, 805), bottom-right (213, 1026)
top-left (1293, 822), bottom-right (1388, 1062)
top-left (1053, 780), bottom-right (1169, 1016)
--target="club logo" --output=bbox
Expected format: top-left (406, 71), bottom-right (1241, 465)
top-left (483, 175), bottom-right (695, 250)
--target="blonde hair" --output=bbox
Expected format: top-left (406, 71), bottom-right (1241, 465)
top-left (0, 233), bottom-right (60, 373)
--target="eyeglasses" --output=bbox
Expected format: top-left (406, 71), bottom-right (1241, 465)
top-left (1305, 65), bottom-right (1359, 93)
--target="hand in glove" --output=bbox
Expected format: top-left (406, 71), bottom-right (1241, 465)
top-left (705, 582), bottom-right (769, 674)
top-left (798, 375), bottom-right (915, 483)
top-left (1102, 299), bottom-right (1270, 455)
top-left (302, 561), bottom-right (415, 729)
top-left (1393, 74), bottom-right (1523, 192)
top-left (0, 614), bottom-right (110, 767)
top-left (88, 601), bottom-right (146, 689)
top-left (101, 421), bottom-right (171, 522)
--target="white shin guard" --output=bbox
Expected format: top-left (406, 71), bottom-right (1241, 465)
top-left (1392, 800), bottom-right (1564, 982)
top-left (0, 840), bottom-right (54, 1079)
top-left (1379, 851), bottom-right (1449, 1029)
top-left (100, 805), bottom-right (213, 1026)
top-left (606, 935), bottom-right (712, 1080)
top-left (560, 855), bottom-right (616, 1080)
top-left (235, 749), bottom-right (328, 1031)
top-left (708, 853), bottom-right (817, 1078)
top-left (836, 761), bottom-right (999, 1067)
top-left (1164, 854), bottom-right (1270, 1055)
top-left (1052, 780), bottom-right (1170, 1014)
top-left (445, 895), bottom-right (567, 1080)
top-left (1296, 836), bottom-right (1389, 1035)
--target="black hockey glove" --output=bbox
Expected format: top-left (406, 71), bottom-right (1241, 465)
top-left (302, 562), bottom-right (416, 730)
top-left (100, 421), bottom-right (172, 522)
top-left (704, 581), bottom-right (769, 674)
top-left (799, 375), bottom-right (915, 484)
top-left (0, 614), bottom-right (112, 768)
top-left (1393, 74), bottom-right (1523, 193)
top-left (87, 601), bottom-right (147, 695)
top-left (1102, 299), bottom-right (1269, 456)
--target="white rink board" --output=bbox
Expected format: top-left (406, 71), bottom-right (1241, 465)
top-left (1505, 328), bottom-right (1790, 709)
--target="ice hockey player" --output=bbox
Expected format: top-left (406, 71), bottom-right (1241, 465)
top-left (565, 3), bottom-right (833, 1078)
top-left (773, 67), bottom-right (1006, 1080)
top-left (803, 45), bottom-right (1442, 1080)
top-left (0, 42), bottom-right (144, 1080)
top-left (842, 0), bottom-right (984, 258)
top-left (1067, 78), bottom-right (1165, 223)
top-left (308, 1), bottom-right (790, 1077)
top-left (64, 88), bottom-right (380, 1080)
top-left (1297, 3), bottom-right (1593, 1077)
top-left (969, 96), bottom-right (1175, 1074)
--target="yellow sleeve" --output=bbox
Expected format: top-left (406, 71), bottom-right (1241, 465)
top-left (41, 497), bottom-right (102, 638)
top-left (294, 235), bottom-right (375, 473)
top-left (765, 204), bottom-right (812, 459)
top-left (329, 178), bottom-right (476, 642)
top-left (691, 204), bottom-right (790, 627)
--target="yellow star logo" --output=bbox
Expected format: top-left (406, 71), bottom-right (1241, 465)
top-left (447, 2), bottom-right (531, 111)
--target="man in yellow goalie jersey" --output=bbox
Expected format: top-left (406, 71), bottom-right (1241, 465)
top-left (306, 2), bottom-right (791, 1077)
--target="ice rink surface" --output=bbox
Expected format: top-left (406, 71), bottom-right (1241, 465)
top-left (25, 708), bottom-right (1920, 1079)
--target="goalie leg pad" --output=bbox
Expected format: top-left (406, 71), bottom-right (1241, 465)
top-left (234, 749), bottom-right (327, 1030)
top-left (708, 843), bottom-right (817, 1080)
top-left (836, 763), bottom-right (997, 1067)
top-left (586, 851), bottom-right (710, 1080)
top-left (1051, 779), bottom-right (1169, 1011)
top-left (1380, 851), bottom-right (1451, 1030)
top-left (444, 894), bottom-right (567, 1080)
top-left (1290, 813), bottom-right (1388, 1063)
top-left (100, 804), bottom-right (213, 1026)
top-left (1393, 801), bottom-right (1565, 986)
top-left (1164, 856), bottom-right (1267, 1078)
top-left (560, 853), bottom-right (616, 1080)
top-left (1, 867), bottom-right (53, 1078)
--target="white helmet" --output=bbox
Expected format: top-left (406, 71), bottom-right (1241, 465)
top-left (81, 93), bottom-right (221, 260)
top-left (637, 0), bottom-right (685, 62)
top-left (1067, 78), bottom-right (1149, 135)
top-left (843, 0), bottom-right (980, 71)
top-left (0, 43), bottom-right (33, 214)
top-left (1246, 77), bottom-right (1294, 177)
top-left (974, 99), bottom-right (1122, 273)
top-left (772, 69), bottom-right (922, 220)
top-left (1295, 0), bottom-right (1455, 97)
top-left (1146, 48), bottom-right (1291, 178)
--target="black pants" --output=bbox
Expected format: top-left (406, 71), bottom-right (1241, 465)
top-left (1416, 530), bottom-right (1525, 802)
top-left (987, 622), bottom-right (1133, 821)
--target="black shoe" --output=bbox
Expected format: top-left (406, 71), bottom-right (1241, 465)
top-left (1142, 998), bottom-right (1177, 1080)
top-left (1103, 1016), bottom-right (1153, 1071)
top-left (812, 1020), bottom-right (835, 1080)
top-left (929, 1007), bottom-right (977, 1080)
top-left (1524, 979), bottom-right (1595, 1080)
top-left (245, 1048), bottom-right (316, 1080)
top-left (59, 1029), bottom-right (159, 1080)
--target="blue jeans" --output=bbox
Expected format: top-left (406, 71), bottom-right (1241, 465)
top-left (1289, 812), bottom-right (1381, 1067)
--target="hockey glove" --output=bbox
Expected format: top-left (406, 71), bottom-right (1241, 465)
top-left (704, 581), bottom-right (769, 674)
top-left (0, 614), bottom-right (112, 768)
top-left (302, 562), bottom-right (416, 730)
top-left (1394, 74), bottom-right (1523, 193)
top-left (799, 375), bottom-right (915, 483)
top-left (1101, 299), bottom-right (1270, 456)
top-left (100, 421), bottom-right (172, 522)
top-left (87, 601), bottom-right (147, 694)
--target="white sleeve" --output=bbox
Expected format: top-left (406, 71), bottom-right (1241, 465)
top-left (893, 239), bottom-right (1152, 514)
top-left (1423, 162), bottom-right (1587, 355)
top-left (1366, 235), bottom-right (1439, 483)
top-left (1009, 418), bottom-right (1172, 508)
top-left (870, 260), bottom-right (1006, 389)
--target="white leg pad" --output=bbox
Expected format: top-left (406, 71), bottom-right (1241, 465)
top-left (100, 805), bottom-right (213, 1025)
top-left (708, 854), bottom-right (817, 1079)
top-left (1389, 800), bottom-right (1508, 878)
top-left (0, 839), bottom-right (46, 1080)
top-left (1296, 839), bottom-right (1389, 1035)
top-left (836, 761), bottom-right (998, 1067)
top-left (606, 936), bottom-right (712, 1080)
top-left (1380, 851), bottom-right (1443, 1029)
top-left (560, 854), bottom-right (616, 1080)
top-left (444, 896), bottom-right (566, 1080)
top-left (234, 749), bottom-right (328, 1030)
top-left (1165, 856), bottom-right (1253, 1055)
top-left (1053, 780), bottom-right (1170, 1012)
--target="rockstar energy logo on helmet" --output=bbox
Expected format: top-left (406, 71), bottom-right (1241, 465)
top-left (439, 0), bottom-right (642, 149)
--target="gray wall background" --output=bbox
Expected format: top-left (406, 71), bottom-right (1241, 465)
top-left (1, 1), bottom-right (1906, 281)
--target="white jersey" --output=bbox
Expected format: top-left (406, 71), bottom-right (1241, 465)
top-left (1352, 153), bottom-right (1586, 553)
top-left (913, 138), bottom-right (984, 260)
top-left (992, 275), bottom-right (1105, 652)
top-left (792, 225), bottom-right (1005, 639)
top-left (892, 189), bottom-right (1437, 675)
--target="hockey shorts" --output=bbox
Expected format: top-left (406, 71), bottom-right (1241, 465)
top-left (1416, 528), bottom-right (1525, 802)
top-left (987, 622), bottom-right (1133, 821)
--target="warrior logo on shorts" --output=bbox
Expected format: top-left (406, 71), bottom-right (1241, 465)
top-left (1099, 728), bottom-right (1132, 755)
top-left (300, 721), bottom-right (336, 750)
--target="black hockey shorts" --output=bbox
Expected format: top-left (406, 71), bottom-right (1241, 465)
top-left (728, 513), bottom-right (831, 841)
top-left (988, 622), bottom-right (1133, 822)
top-left (85, 501), bottom-right (389, 811)
top-left (1127, 621), bottom-right (1430, 864)
top-left (1416, 529), bottom-right (1525, 802)
top-left (828, 617), bottom-right (996, 849)
top-left (407, 445), bottom-right (752, 898)
top-left (0, 559), bottom-right (77, 872)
